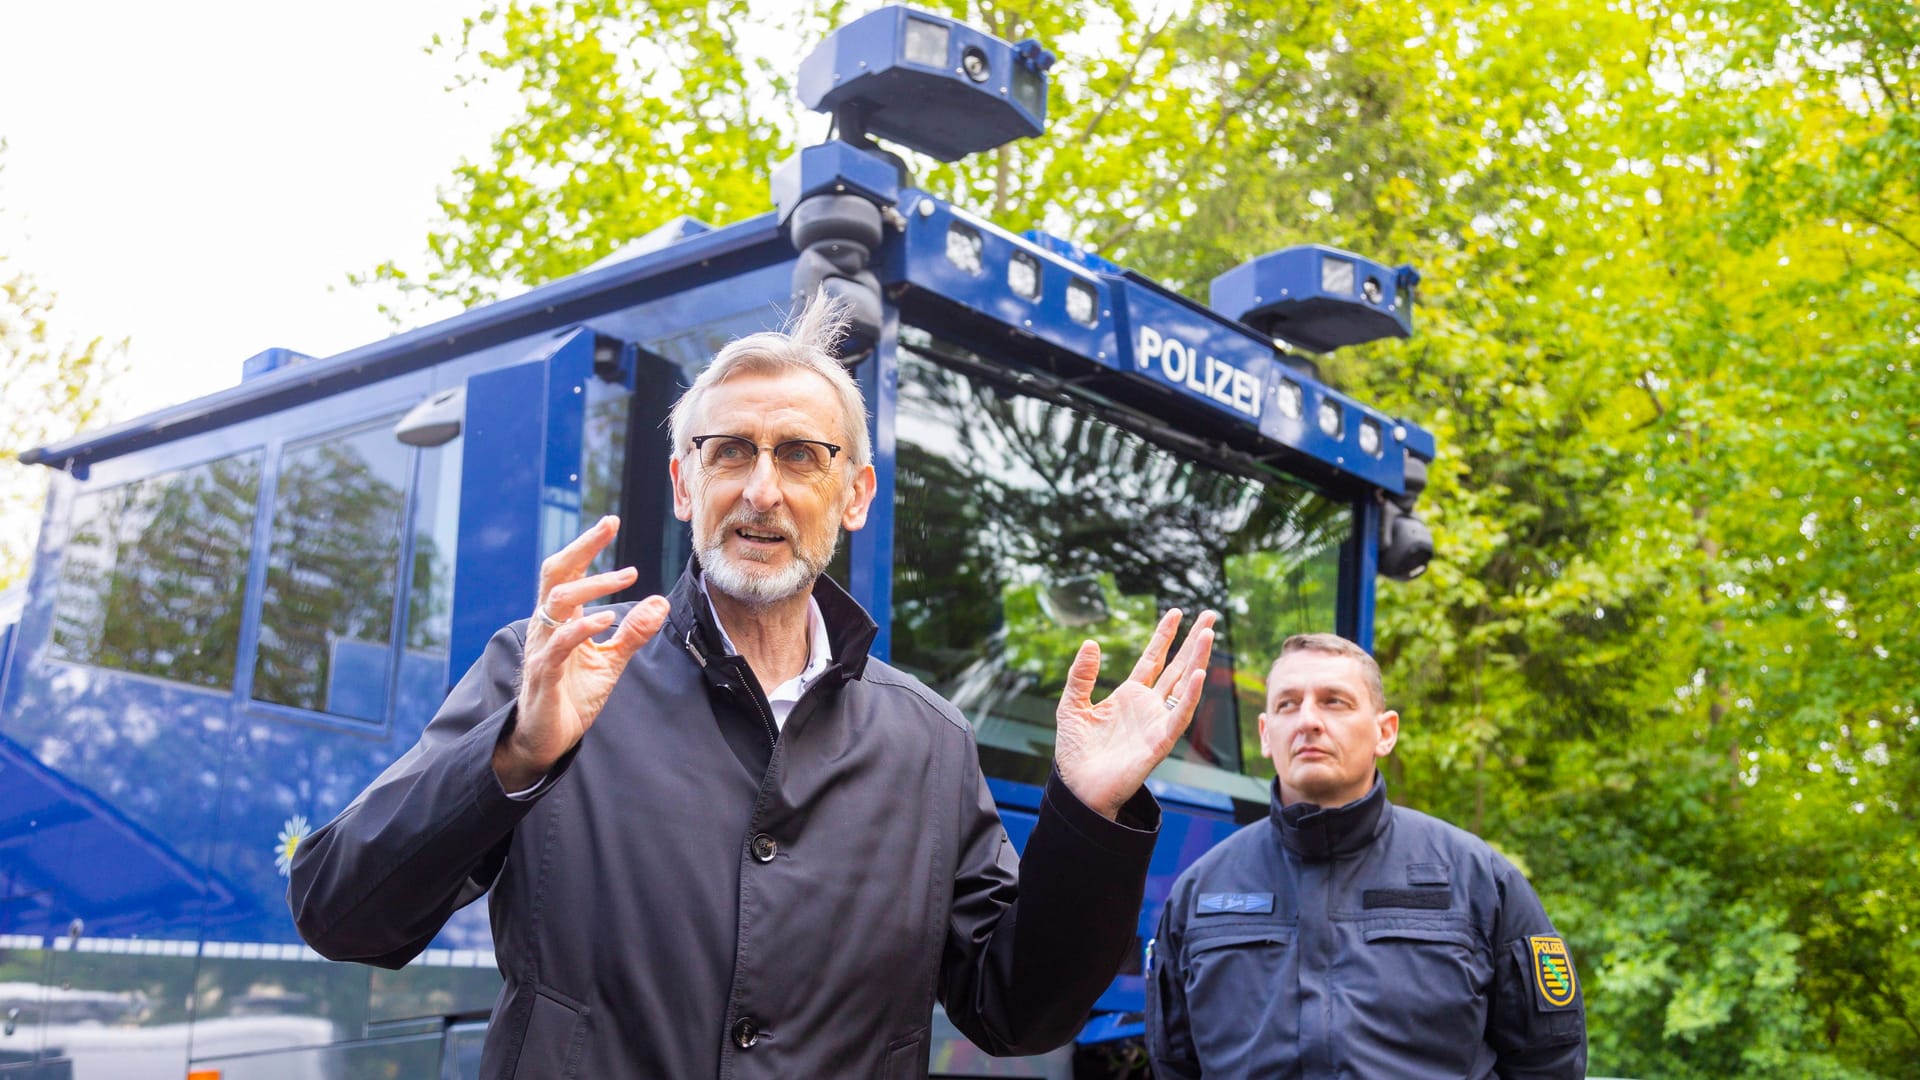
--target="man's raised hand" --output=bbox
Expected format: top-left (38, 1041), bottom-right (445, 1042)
top-left (493, 516), bottom-right (670, 791)
top-left (1054, 609), bottom-right (1218, 821)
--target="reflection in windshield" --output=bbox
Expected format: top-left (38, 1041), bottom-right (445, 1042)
top-left (890, 331), bottom-right (1350, 803)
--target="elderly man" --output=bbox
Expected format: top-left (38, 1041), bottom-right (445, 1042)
top-left (1147, 633), bottom-right (1586, 1078)
top-left (289, 295), bottom-right (1216, 1079)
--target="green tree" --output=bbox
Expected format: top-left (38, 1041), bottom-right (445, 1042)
top-left (1, 171), bottom-right (128, 587)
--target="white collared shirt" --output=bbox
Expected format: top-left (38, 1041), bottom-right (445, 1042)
top-left (699, 578), bottom-right (833, 731)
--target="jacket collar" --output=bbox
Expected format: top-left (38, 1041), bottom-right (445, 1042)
top-left (1270, 772), bottom-right (1391, 861)
top-left (665, 556), bottom-right (878, 684)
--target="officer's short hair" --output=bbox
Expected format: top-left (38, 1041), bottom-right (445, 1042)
top-left (667, 291), bottom-right (871, 467)
top-left (1274, 633), bottom-right (1386, 711)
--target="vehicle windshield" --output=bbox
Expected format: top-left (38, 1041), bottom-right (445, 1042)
top-left (889, 327), bottom-right (1352, 806)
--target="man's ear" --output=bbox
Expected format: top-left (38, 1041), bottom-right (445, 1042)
top-left (1257, 711), bottom-right (1275, 761)
top-left (670, 455), bottom-right (694, 522)
top-left (840, 463), bottom-right (878, 531)
top-left (1374, 709), bottom-right (1400, 760)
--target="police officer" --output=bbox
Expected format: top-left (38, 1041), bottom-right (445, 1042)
top-left (1147, 633), bottom-right (1586, 1078)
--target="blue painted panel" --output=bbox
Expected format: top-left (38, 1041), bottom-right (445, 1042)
top-left (0, 724), bottom-right (232, 940)
top-left (849, 303), bottom-right (900, 662)
top-left (771, 141), bottom-right (904, 220)
top-left (1351, 497), bottom-right (1381, 653)
top-left (1110, 277), bottom-right (1278, 429)
top-left (894, 197), bottom-right (1121, 370)
top-left (983, 777), bottom-right (1042, 815)
top-left (449, 329), bottom-right (598, 679)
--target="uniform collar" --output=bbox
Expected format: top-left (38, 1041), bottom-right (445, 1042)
top-left (1270, 772), bottom-right (1390, 861)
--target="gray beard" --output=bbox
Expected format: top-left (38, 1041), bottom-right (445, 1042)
top-left (696, 519), bottom-right (838, 609)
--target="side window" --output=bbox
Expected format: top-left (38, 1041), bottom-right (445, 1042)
top-left (252, 423), bottom-right (411, 721)
top-left (582, 379), bottom-right (631, 576)
top-left (48, 450), bottom-right (263, 687)
top-left (398, 433), bottom-right (462, 724)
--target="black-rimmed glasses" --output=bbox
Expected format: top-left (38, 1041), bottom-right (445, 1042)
top-left (689, 434), bottom-right (842, 480)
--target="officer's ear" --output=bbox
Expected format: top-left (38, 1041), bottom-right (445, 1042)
top-left (1257, 711), bottom-right (1276, 761)
top-left (1373, 710), bottom-right (1400, 760)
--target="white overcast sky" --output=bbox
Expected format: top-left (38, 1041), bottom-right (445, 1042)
top-left (0, 0), bottom-right (520, 427)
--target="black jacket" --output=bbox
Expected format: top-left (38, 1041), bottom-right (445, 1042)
top-left (290, 563), bottom-right (1159, 1079)
top-left (1147, 776), bottom-right (1585, 1078)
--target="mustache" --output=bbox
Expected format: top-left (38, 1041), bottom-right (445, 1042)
top-left (719, 507), bottom-right (797, 536)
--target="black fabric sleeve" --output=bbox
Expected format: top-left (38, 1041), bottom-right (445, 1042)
top-left (1487, 857), bottom-right (1588, 1079)
top-left (1146, 884), bottom-right (1204, 1079)
top-left (938, 751), bottom-right (1161, 1056)
top-left (286, 622), bottom-right (576, 967)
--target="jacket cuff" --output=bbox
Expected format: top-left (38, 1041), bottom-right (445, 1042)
top-left (1041, 765), bottom-right (1161, 858)
top-left (473, 702), bottom-right (582, 812)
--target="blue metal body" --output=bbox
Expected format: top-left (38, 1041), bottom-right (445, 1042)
top-left (3, 23), bottom-right (1431, 1076)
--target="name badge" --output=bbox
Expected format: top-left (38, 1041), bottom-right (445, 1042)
top-left (1197, 892), bottom-right (1274, 915)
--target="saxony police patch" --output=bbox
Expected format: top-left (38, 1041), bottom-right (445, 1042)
top-left (1530, 935), bottom-right (1577, 1009)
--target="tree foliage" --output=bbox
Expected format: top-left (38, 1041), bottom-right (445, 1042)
top-left (385, 1), bottom-right (1918, 1074)
top-left (1, 159), bottom-right (127, 588)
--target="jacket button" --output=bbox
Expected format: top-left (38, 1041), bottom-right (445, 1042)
top-left (733, 1016), bottom-right (759, 1049)
top-left (751, 834), bottom-right (777, 863)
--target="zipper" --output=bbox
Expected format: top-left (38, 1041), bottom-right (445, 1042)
top-left (687, 623), bottom-right (777, 745)
top-left (745, 670), bottom-right (777, 745)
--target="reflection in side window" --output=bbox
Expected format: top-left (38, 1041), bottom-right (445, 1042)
top-left (49, 452), bottom-right (262, 688)
top-left (398, 433), bottom-right (461, 724)
top-left (582, 380), bottom-right (630, 577)
top-left (890, 332), bottom-right (1349, 803)
top-left (253, 423), bottom-right (411, 721)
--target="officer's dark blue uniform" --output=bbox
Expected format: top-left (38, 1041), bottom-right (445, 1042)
top-left (1147, 774), bottom-right (1585, 1078)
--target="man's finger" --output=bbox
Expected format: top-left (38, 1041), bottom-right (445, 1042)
top-left (1154, 610), bottom-right (1219, 697)
top-left (536, 515), bottom-right (621, 601)
top-left (526, 610), bottom-right (618, 687)
top-left (1058, 639), bottom-right (1103, 714)
top-left (1161, 667), bottom-right (1208, 750)
top-left (1125, 608), bottom-right (1183, 685)
top-left (604, 596), bottom-right (671, 665)
top-left (545, 566), bottom-right (639, 622)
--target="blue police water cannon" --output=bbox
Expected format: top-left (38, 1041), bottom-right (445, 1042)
top-left (1209, 244), bottom-right (1419, 355)
top-left (774, 5), bottom-right (1055, 350)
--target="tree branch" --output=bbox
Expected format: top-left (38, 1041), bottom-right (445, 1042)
top-left (1631, 370), bottom-right (1667, 431)
top-left (1098, 61), bottom-right (1287, 250)
top-left (1849, 204), bottom-right (1920, 257)
top-left (1079, 8), bottom-right (1182, 144)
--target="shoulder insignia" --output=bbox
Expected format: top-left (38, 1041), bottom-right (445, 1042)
top-left (1530, 934), bottom-right (1578, 1008)
top-left (1197, 892), bottom-right (1274, 915)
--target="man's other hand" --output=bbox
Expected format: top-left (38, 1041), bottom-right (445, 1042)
top-left (494, 516), bottom-right (671, 791)
top-left (1054, 609), bottom-right (1217, 821)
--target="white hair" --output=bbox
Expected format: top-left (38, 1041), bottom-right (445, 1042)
top-left (666, 292), bottom-right (870, 467)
